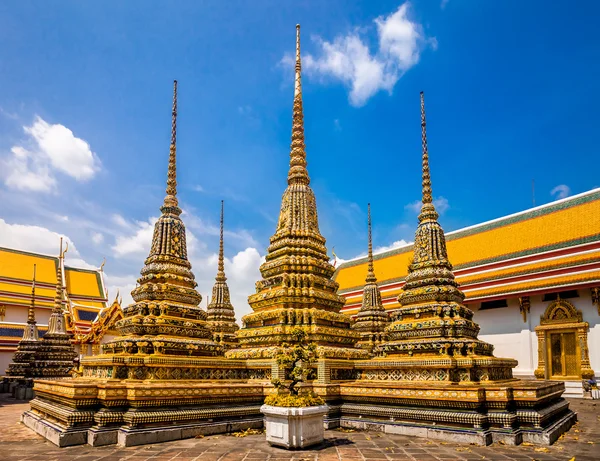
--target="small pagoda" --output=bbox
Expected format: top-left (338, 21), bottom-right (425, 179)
top-left (351, 204), bottom-right (389, 353)
top-left (5, 265), bottom-right (42, 378)
top-left (206, 201), bottom-right (240, 348)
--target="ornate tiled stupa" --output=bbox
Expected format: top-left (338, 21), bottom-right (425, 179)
top-left (32, 240), bottom-right (77, 378)
top-left (206, 201), bottom-right (239, 348)
top-left (227, 25), bottom-right (367, 361)
top-left (377, 93), bottom-right (515, 381)
top-left (338, 92), bottom-right (576, 446)
top-left (352, 204), bottom-right (389, 353)
top-left (5, 265), bottom-right (41, 377)
top-left (96, 80), bottom-right (222, 374)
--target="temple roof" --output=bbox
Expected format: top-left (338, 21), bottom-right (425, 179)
top-left (0, 246), bottom-right (107, 323)
top-left (335, 187), bottom-right (600, 313)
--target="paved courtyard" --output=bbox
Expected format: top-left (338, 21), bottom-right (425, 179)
top-left (0, 395), bottom-right (598, 461)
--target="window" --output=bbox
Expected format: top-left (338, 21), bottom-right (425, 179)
top-left (479, 299), bottom-right (508, 310)
top-left (543, 290), bottom-right (579, 302)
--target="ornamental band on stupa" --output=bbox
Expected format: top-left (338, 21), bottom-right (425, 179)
top-left (21, 26), bottom-right (576, 449)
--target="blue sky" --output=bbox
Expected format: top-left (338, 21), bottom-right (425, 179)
top-left (1, 1), bottom-right (599, 318)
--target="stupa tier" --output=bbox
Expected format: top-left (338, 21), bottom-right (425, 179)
top-left (227, 26), bottom-right (367, 361)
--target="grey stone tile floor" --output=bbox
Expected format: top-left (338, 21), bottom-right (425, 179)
top-left (0, 395), bottom-right (597, 461)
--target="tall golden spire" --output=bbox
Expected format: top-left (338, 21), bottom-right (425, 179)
top-left (365, 203), bottom-right (376, 284)
top-left (206, 200), bottom-right (239, 347)
top-left (419, 91), bottom-right (438, 223)
top-left (27, 264), bottom-right (37, 324)
top-left (288, 24), bottom-right (309, 186)
top-left (217, 200), bottom-right (226, 282)
top-left (228, 25), bottom-right (366, 360)
top-left (163, 79), bottom-right (180, 213)
top-left (53, 238), bottom-right (66, 314)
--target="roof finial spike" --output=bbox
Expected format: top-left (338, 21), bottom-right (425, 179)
top-left (27, 264), bottom-right (37, 324)
top-left (287, 24), bottom-right (310, 186)
top-left (418, 91), bottom-right (438, 222)
top-left (216, 200), bottom-right (226, 282)
top-left (163, 80), bottom-right (179, 209)
top-left (366, 203), bottom-right (377, 284)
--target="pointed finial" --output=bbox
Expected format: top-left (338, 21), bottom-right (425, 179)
top-left (295, 24), bottom-right (302, 98)
top-left (163, 80), bottom-right (179, 210)
top-left (287, 25), bottom-right (310, 186)
top-left (27, 264), bottom-right (37, 324)
top-left (366, 204), bottom-right (377, 283)
top-left (54, 238), bottom-right (65, 312)
top-left (418, 91), bottom-right (438, 222)
top-left (216, 200), bottom-right (226, 282)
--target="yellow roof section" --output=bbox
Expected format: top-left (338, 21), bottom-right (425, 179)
top-left (0, 247), bottom-right (107, 313)
top-left (335, 188), bottom-right (600, 294)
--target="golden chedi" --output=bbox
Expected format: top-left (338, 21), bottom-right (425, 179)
top-left (88, 81), bottom-right (221, 380)
top-left (5, 265), bottom-right (41, 378)
top-left (352, 204), bottom-right (390, 353)
top-left (206, 201), bottom-right (240, 348)
top-left (378, 93), bottom-right (515, 382)
top-left (227, 26), bottom-right (367, 360)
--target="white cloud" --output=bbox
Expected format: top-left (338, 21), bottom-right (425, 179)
top-left (405, 196), bottom-right (449, 214)
top-left (112, 217), bottom-right (158, 258)
top-left (441, 0), bottom-right (450, 9)
top-left (192, 184), bottom-right (204, 192)
top-left (2, 116), bottom-right (100, 192)
top-left (91, 232), bottom-right (104, 245)
top-left (333, 119), bottom-right (342, 131)
top-left (295, 3), bottom-right (434, 106)
top-left (0, 218), bottom-right (96, 269)
top-left (550, 184), bottom-right (571, 200)
top-left (373, 239), bottom-right (410, 255)
top-left (3, 146), bottom-right (57, 192)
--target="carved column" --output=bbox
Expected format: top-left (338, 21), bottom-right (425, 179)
top-left (577, 325), bottom-right (595, 379)
top-left (592, 287), bottom-right (599, 316)
top-left (534, 330), bottom-right (546, 379)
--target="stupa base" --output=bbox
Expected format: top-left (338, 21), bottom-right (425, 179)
top-left (337, 408), bottom-right (576, 446)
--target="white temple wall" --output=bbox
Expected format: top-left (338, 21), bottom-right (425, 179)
top-left (473, 292), bottom-right (600, 380)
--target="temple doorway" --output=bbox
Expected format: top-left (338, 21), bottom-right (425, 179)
top-left (534, 297), bottom-right (594, 380)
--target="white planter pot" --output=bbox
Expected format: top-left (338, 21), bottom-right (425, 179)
top-left (260, 404), bottom-right (328, 449)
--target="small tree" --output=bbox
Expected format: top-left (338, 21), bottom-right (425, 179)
top-left (265, 327), bottom-right (324, 407)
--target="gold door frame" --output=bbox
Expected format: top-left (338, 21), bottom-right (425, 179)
top-left (534, 298), bottom-right (594, 380)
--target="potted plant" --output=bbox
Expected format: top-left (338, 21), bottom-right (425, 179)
top-left (261, 327), bottom-right (328, 449)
